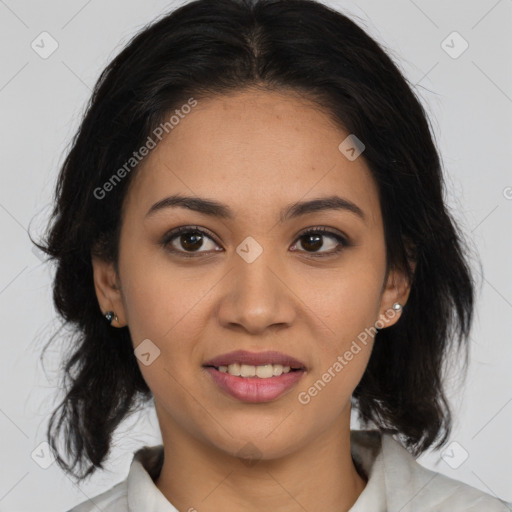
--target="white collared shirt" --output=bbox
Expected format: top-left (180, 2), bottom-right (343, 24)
top-left (67, 430), bottom-right (510, 511)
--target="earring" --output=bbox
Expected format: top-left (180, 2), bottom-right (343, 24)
top-left (392, 302), bottom-right (402, 312)
top-left (104, 311), bottom-right (118, 324)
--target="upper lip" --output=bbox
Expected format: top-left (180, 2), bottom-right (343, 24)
top-left (203, 350), bottom-right (306, 369)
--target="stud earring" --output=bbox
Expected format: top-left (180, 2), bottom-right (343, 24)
top-left (104, 311), bottom-right (118, 324)
top-left (392, 302), bottom-right (402, 312)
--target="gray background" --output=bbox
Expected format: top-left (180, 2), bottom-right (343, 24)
top-left (0, 0), bottom-right (511, 510)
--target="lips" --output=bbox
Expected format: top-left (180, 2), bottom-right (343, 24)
top-left (203, 350), bottom-right (306, 369)
top-left (203, 350), bottom-right (307, 403)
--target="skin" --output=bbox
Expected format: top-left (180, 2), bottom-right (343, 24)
top-left (92, 88), bottom-right (411, 511)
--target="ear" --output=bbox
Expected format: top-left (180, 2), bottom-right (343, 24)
top-left (376, 264), bottom-right (414, 329)
top-left (91, 254), bottom-right (127, 327)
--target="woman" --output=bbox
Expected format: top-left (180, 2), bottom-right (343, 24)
top-left (37, 0), bottom-right (510, 510)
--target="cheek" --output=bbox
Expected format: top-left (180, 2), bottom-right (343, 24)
top-left (294, 255), bottom-right (385, 405)
top-left (294, 272), bottom-right (380, 423)
top-left (118, 237), bottom-right (206, 346)
top-left (305, 259), bottom-right (385, 346)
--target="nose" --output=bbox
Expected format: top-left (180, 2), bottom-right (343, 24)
top-left (217, 247), bottom-right (297, 335)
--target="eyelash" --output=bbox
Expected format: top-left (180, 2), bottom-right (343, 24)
top-left (160, 225), bottom-right (349, 259)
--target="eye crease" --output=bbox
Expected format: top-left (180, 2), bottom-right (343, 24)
top-left (159, 225), bottom-right (350, 258)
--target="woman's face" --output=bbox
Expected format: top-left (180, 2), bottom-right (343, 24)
top-left (93, 89), bottom-right (408, 460)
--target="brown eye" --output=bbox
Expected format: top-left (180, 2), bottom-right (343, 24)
top-left (291, 227), bottom-right (348, 256)
top-left (179, 231), bottom-right (205, 251)
top-left (161, 226), bottom-right (221, 257)
top-left (300, 233), bottom-right (324, 252)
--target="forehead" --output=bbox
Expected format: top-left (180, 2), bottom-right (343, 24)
top-left (123, 89), bottom-right (381, 226)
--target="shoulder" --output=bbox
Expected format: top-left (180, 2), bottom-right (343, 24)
top-left (66, 479), bottom-right (128, 512)
top-left (378, 432), bottom-right (510, 511)
top-left (65, 445), bottom-right (166, 512)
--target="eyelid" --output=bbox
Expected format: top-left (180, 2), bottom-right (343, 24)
top-left (168, 225), bottom-right (219, 243)
top-left (296, 225), bottom-right (348, 241)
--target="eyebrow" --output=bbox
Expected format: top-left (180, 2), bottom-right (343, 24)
top-left (145, 194), bottom-right (366, 223)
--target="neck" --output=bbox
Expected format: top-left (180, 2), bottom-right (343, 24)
top-left (154, 416), bottom-right (366, 512)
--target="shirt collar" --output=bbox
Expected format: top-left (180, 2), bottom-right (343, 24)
top-left (349, 430), bottom-right (387, 511)
top-left (127, 445), bottom-right (176, 511)
top-left (125, 430), bottom-right (459, 511)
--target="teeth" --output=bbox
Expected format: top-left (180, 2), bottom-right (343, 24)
top-left (240, 364), bottom-right (256, 377)
top-left (256, 364), bottom-right (274, 378)
top-left (227, 363), bottom-right (240, 375)
top-left (217, 363), bottom-right (296, 378)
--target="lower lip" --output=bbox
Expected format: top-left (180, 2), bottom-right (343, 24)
top-left (204, 367), bottom-right (305, 403)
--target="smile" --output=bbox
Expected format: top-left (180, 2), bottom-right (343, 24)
top-left (203, 350), bottom-right (307, 403)
top-left (216, 363), bottom-right (298, 378)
